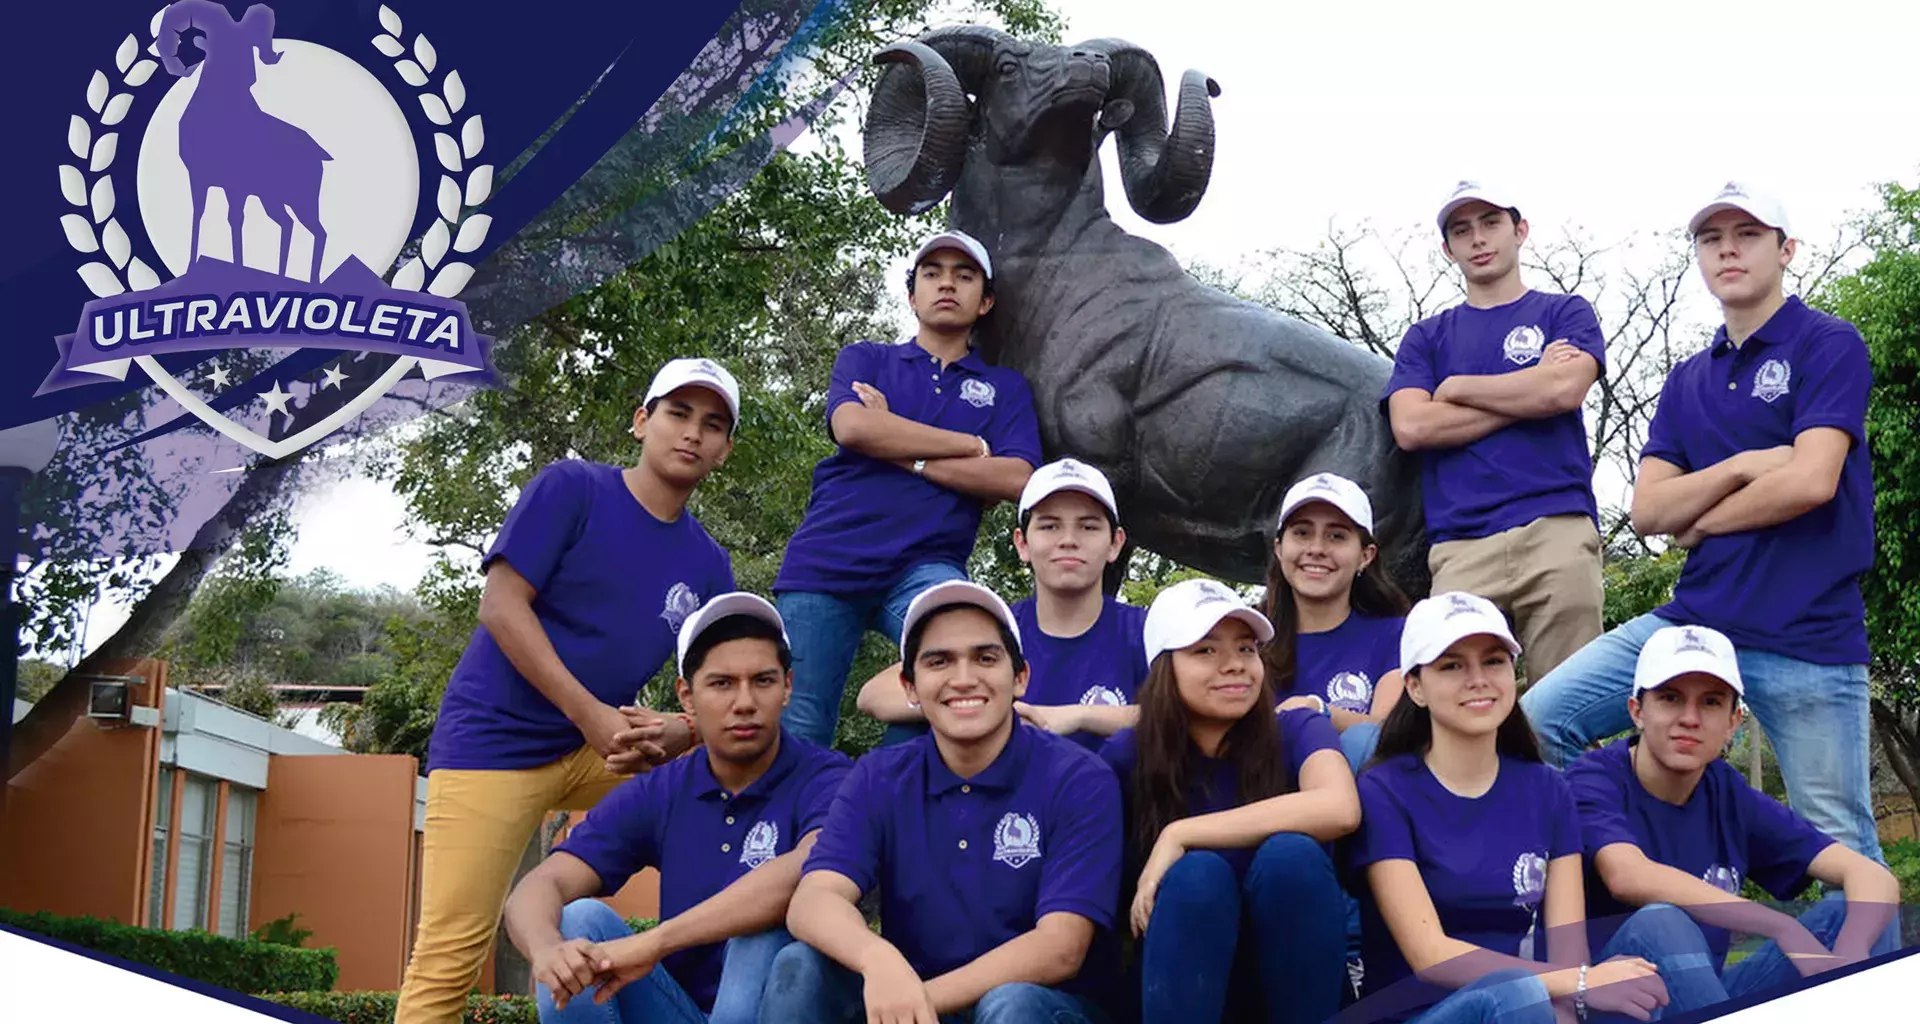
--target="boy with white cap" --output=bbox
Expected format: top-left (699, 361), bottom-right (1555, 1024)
top-left (855, 458), bottom-right (1149, 750)
top-left (768, 581), bottom-right (1124, 1024)
top-left (399, 359), bottom-right (744, 1024)
top-left (1567, 624), bottom-right (1900, 1003)
top-left (1382, 180), bottom-right (1606, 686)
top-left (501, 592), bottom-right (852, 1024)
top-left (773, 229), bottom-right (1043, 749)
top-left (1521, 182), bottom-right (1887, 871)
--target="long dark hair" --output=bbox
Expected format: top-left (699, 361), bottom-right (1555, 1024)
top-left (1260, 522), bottom-right (1412, 695)
top-left (1368, 664), bottom-right (1545, 768)
top-left (1130, 650), bottom-right (1290, 853)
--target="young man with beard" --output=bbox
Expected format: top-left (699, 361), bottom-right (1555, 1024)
top-left (1567, 624), bottom-right (1899, 1004)
top-left (1521, 184), bottom-right (1889, 873)
top-left (397, 360), bottom-right (742, 1024)
top-left (1383, 180), bottom-right (1606, 686)
top-left (765, 581), bottom-right (1125, 1024)
top-left (855, 459), bottom-right (1149, 751)
top-left (501, 593), bottom-right (851, 1024)
top-left (774, 230), bottom-right (1043, 749)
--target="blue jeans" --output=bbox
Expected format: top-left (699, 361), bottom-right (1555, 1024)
top-left (1342, 721), bottom-right (1383, 774)
top-left (760, 941), bottom-right (1109, 1023)
top-left (1719, 892), bottom-right (1900, 999)
top-left (1139, 833), bottom-right (1347, 1024)
top-left (536, 899), bottom-right (788, 1024)
top-left (1518, 612), bottom-right (1885, 867)
top-left (1403, 968), bottom-right (1554, 1024)
top-left (1592, 903), bottom-right (1729, 1016)
top-left (776, 561), bottom-right (969, 748)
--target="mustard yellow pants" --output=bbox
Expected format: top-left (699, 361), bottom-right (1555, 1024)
top-left (394, 745), bottom-right (626, 1024)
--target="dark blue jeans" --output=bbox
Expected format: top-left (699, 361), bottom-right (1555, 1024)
top-left (1403, 969), bottom-right (1553, 1024)
top-left (760, 941), bottom-right (1109, 1023)
top-left (776, 561), bottom-right (967, 748)
top-left (535, 899), bottom-right (788, 1024)
top-left (1592, 903), bottom-right (1730, 1017)
top-left (1718, 893), bottom-right (1900, 1000)
top-left (1138, 832), bottom-right (1347, 1024)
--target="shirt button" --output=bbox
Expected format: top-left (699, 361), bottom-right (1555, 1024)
top-left (935, 388), bottom-right (942, 394)
top-left (726, 816), bottom-right (735, 825)
top-left (958, 839), bottom-right (968, 850)
top-left (1728, 382), bottom-right (1737, 390)
top-left (722, 843), bottom-right (731, 853)
top-left (961, 785), bottom-right (970, 794)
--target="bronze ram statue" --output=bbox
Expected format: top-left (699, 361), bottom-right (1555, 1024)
top-left (862, 25), bottom-right (1427, 590)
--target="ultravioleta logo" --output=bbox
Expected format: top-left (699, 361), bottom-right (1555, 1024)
top-left (37, 1), bottom-right (497, 458)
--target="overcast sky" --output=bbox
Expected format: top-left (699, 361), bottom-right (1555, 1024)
top-left (55, 0), bottom-right (1920, 659)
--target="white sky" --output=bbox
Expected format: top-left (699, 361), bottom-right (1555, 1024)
top-left (55, 0), bottom-right (1920, 660)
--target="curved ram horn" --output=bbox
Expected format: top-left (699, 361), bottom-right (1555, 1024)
top-left (862, 25), bottom-right (1011, 216)
top-left (1077, 38), bottom-right (1220, 225)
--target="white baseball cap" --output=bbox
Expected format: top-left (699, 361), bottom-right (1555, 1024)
top-left (644, 357), bottom-right (741, 433)
top-left (899, 580), bottom-right (1023, 661)
top-left (1633, 625), bottom-right (1744, 698)
top-left (1018, 458), bottom-right (1120, 522)
top-left (1436, 179), bottom-right (1520, 232)
top-left (676, 592), bottom-right (789, 678)
top-left (1687, 182), bottom-right (1791, 238)
top-left (1400, 591), bottom-right (1522, 676)
top-left (1143, 578), bottom-right (1275, 666)
top-left (911, 229), bottom-right (993, 281)
top-left (1277, 472), bottom-right (1374, 535)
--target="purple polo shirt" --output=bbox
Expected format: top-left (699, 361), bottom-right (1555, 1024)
top-left (1099, 708), bottom-right (1341, 876)
top-left (1287, 612), bottom-right (1406, 714)
top-left (1641, 297), bottom-right (1874, 664)
top-left (1013, 595), bottom-right (1150, 751)
top-left (774, 340), bottom-right (1044, 595)
top-left (553, 734), bottom-right (850, 1012)
top-left (1352, 754), bottom-right (1581, 1021)
top-left (428, 460), bottom-right (734, 771)
top-left (1383, 291), bottom-right (1604, 543)
top-left (801, 722), bottom-right (1123, 1002)
top-left (1569, 738), bottom-right (1833, 968)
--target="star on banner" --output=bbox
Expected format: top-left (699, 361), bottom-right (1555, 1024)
top-left (321, 366), bottom-right (348, 390)
top-left (259, 381), bottom-right (293, 416)
top-left (205, 362), bottom-right (231, 389)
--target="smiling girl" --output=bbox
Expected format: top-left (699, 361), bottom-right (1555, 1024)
top-left (1350, 591), bottom-right (1679, 1024)
top-left (1100, 578), bottom-right (1361, 1024)
top-left (1261, 472), bottom-right (1411, 772)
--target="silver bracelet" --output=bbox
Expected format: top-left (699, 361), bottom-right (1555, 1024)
top-left (1575, 963), bottom-right (1590, 1022)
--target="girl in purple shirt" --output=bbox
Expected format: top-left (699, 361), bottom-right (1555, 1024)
top-left (1260, 473), bottom-right (1410, 773)
top-left (1350, 592), bottom-right (1674, 1024)
top-left (1103, 578), bottom-right (1360, 1024)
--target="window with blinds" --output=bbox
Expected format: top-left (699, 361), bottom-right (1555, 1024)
top-left (147, 767), bottom-right (173, 927)
top-left (170, 775), bottom-right (217, 931)
top-left (217, 787), bottom-right (258, 939)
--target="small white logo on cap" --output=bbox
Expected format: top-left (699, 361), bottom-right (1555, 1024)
top-left (1673, 628), bottom-right (1715, 656)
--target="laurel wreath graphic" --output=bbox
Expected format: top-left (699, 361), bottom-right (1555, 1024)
top-left (58, 3), bottom-right (492, 301)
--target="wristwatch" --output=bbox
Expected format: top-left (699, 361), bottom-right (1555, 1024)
top-left (912, 459), bottom-right (928, 475)
top-left (1310, 695), bottom-right (1328, 715)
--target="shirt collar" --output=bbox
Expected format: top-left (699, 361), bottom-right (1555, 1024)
top-left (1710, 295), bottom-right (1810, 357)
top-left (924, 720), bottom-right (1034, 796)
top-left (898, 338), bottom-right (988, 376)
top-left (690, 730), bottom-right (800, 803)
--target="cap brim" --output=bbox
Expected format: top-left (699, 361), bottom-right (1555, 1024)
top-left (655, 380), bottom-right (740, 429)
top-left (1688, 201), bottom-right (1782, 236)
top-left (1276, 494), bottom-right (1370, 535)
top-left (677, 593), bottom-right (787, 677)
top-left (1633, 654), bottom-right (1745, 697)
top-left (899, 581), bottom-right (1020, 660)
top-left (913, 234), bottom-right (992, 279)
top-left (1437, 194), bottom-right (1510, 231)
top-left (1159, 606), bottom-right (1276, 659)
top-left (1020, 481), bottom-right (1118, 520)
top-left (1401, 628), bottom-right (1522, 677)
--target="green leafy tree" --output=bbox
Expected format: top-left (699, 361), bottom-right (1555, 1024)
top-left (1816, 181), bottom-right (1920, 814)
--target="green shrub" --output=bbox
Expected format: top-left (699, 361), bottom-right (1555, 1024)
top-left (1886, 838), bottom-right (1920, 906)
top-left (0, 908), bottom-right (337, 993)
top-left (622, 917), bottom-right (659, 934)
top-left (259, 991), bottom-right (536, 1024)
top-left (252, 911), bottom-right (314, 948)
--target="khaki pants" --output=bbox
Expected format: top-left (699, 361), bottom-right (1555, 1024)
top-left (1428, 513), bottom-right (1603, 687)
top-left (394, 746), bottom-right (627, 1024)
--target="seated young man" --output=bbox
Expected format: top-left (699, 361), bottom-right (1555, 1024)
top-left (766, 580), bottom-right (1125, 1024)
top-left (856, 458), bottom-right (1147, 751)
top-left (501, 593), bottom-right (851, 1024)
top-left (1568, 623), bottom-right (1901, 1005)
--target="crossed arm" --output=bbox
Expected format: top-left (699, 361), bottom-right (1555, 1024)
top-left (786, 869), bottom-right (1095, 1021)
top-left (1387, 343), bottom-right (1598, 451)
top-left (829, 385), bottom-right (1033, 503)
top-left (1593, 841), bottom-right (1899, 970)
top-left (1629, 427), bottom-right (1849, 545)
